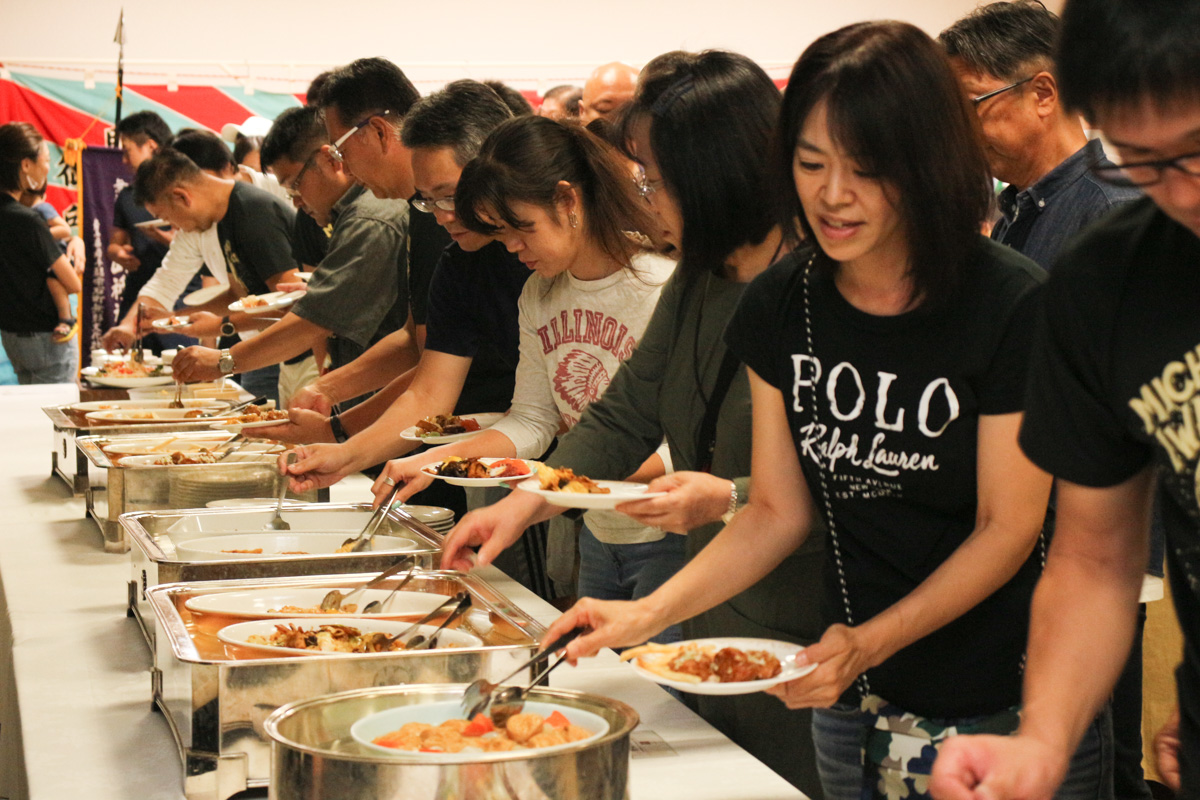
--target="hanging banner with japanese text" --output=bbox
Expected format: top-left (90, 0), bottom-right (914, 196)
top-left (79, 146), bottom-right (130, 354)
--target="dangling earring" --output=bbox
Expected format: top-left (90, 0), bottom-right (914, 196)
top-left (25, 173), bottom-right (37, 190)
top-left (568, 210), bottom-right (578, 229)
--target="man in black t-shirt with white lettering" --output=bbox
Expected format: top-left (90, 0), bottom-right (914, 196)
top-left (931, 3), bottom-right (1200, 799)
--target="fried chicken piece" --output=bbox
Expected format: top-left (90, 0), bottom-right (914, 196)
top-left (503, 712), bottom-right (546, 744)
top-left (528, 729), bottom-right (569, 748)
top-left (668, 642), bottom-right (715, 680)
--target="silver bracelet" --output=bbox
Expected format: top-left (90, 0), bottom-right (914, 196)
top-left (721, 480), bottom-right (739, 523)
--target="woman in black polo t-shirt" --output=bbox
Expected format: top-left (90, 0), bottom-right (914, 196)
top-left (0, 122), bottom-right (81, 383)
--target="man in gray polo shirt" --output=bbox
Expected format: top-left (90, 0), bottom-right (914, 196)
top-left (171, 105), bottom-right (418, 407)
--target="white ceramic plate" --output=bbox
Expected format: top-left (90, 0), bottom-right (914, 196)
top-left (514, 478), bottom-right (664, 511)
top-left (151, 315), bottom-right (192, 331)
top-left (85, 407), bottom-right (234, 423)
top-left (104, 440), bottom-right (279, 457)
top-left (182, 284), bottom-right (229, 307)
top-left (625, 637), bottom-right (815, 696)
top-left (186, 588), bottom-right (452, 619)
top-left (398, 412), bottom-right (506, 444)
top-left (205, 496), bottom-right (303, 508)
top-left (351, 700), bottom-right (607, 759)
top-left (71, 399), bottom-right (227, 413)
top-left (134, 218), bottom-right (168, 228)
top-left (228, 290), bottom-right (306, 314)
top-left (120, 453), bottom-right (277, 467)
top-left (80, 366), bottom-right (174, 388)
top-left (420, 457), bottom-right (536, 487)
top-left (209, 417), bottom-right (290, 432)
top-left (217, 618), bottom-right (482, 656)
top-left (174, 532), bottom-right (421, 561)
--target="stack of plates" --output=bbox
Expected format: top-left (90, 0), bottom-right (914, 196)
top-left (169, 467), bottom-right (278, 509)
top-left (400, 505), bottom-right (454, 534)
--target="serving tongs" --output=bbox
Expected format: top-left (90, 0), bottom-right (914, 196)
top-left (211, 433), bottom-right (249, 461)
top-left (318, 556), bottom-right (416, 612)
top-left (460, 626), bottom-right (587, 722)
top-left (131, 301), bottom-right (145, 365)
top-left (339, 481), bottom-right (402, 553)
top-left (385, 592), bottom-right (472, 650)
top-left (194, 395), bottom-right (268, 419)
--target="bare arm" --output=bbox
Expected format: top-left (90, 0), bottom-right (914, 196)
top-left (48, 254), bottom-right (81, 294)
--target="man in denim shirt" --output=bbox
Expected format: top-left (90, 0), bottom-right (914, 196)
top-left (941, 1), bottom-right (1140, 270)
top-left (942, 4), bottom-right (1147, 799)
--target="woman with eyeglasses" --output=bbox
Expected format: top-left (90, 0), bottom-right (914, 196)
top-left (370, 115), bottom-right (684, 632)
top-left (540, 23), bottom-right (1110, 800)
top-left (438, 50), bottom-right (826, 795)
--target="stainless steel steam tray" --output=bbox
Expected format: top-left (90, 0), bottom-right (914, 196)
top-left (147, 570), bottom-right (548, 800)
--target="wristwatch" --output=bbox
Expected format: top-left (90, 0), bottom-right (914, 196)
top-left (218, 348), bottom-right (237, 375)
top-left (219, 315), bottom-right (237, 337)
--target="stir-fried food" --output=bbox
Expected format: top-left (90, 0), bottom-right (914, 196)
top-left (620, 642), bottom-right (783, 683)
top-left (154, 449), bottom-right (218, 465)
top-left (240, 294), bottom-right (269, 308)
top-left (95, 360), bottom-right (165, 378)
top-left (269, 604), bottom-right (359, 614)
top-left (415, 414), bottom-right (482, 437)
top-left (245, 623), bottom-right (409, 653)
top-left (432, 457), bottom-right (529, 479)
top-left (217, 407), bottom-right (289, 425)
top-left (371, 710), bottom-right (595, 753)
top-left (535, 465), bottom-right (610, 494)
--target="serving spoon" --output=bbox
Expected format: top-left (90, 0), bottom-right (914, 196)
top-left (460, 626), bottom-right (587, 721)
top-left (318, 556), bottom-right (416, 612)
top-left (263, 453), bottom-right (296, 530)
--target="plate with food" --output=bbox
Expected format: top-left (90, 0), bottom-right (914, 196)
top-left (420, 457), bottom-right (535, 487)
top-left (85, 407), bottom-right (232, 423)
top-left (70, 398), bottom-right (227, 413)
top-left (120, 452), bottom-right (277, 467)
top-left (620, 637), bottom-right (814, 695)
top-left (185, 587), bottom-right (452, 619)
top-left (399, 412), bottom-right (505, 444)
top-left (351, 700), bottom-right (606, 758)
top-left (514, 465), bottom-right (664, 510)
top-left (209, 407), bottom-right (290, 431)
top-left (173, 532), bottom-right (421, 561)
top-left (81, 362), bottom-right (173, 388)
top-left (228, 289), bottom-right (306, 315)
top-left (151, 314), bottom-right (192, 331)
top-left (217, 618), bottom-right (482, 656)
top-left (133, 217), bottom-right (169, 229)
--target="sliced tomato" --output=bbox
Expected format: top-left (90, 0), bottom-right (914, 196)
top-left (545, 710), bottom-right (570, 729)
top-left (462, 712), bottom-right (495, 737)
top-left (460, 418), bottom-right (481, 432)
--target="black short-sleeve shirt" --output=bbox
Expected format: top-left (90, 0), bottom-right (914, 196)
top-left (408, 208), bottom-right (452, 326)
top-left (216, 181), bottom-right (298, 296)
top-left (424, 240), bottom-right (531, 413)
top-left (0, 194), bottom-right (64, 332)
top-left (725, 238), bottom-right (1046, 718)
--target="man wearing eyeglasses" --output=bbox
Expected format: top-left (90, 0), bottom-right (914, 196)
top-left (930, 1), bottom-right (1200, 800)
top-left (941, 0), bottom-right (1140, 270)
top-left (171, 105), bottom-right (418, 410)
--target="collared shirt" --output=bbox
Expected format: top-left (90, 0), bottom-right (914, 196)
top-left (992, 138), bottom-right (1142, 269)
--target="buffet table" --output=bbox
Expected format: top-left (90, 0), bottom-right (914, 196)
top-left (0, 383), bottom-right (804, 800)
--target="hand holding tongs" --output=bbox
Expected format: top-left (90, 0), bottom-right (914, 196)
top-left (340, 482), bottom-right (402, 553)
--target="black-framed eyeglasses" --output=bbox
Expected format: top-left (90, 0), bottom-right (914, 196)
top-left (284, 149), bottom-right (321, 198)
top-left (971, 76), bottom-right (1034, 106)
top-left (329, 110), bottom-right (392, 163)
top-left (635, 165), bottom-right (666, 199)
top-left (411, 194), bottom-right (455, 213)
top-left (1091, 150), bottom-right (1200, 188)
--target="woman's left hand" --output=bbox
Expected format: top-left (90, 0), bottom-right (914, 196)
top-left (370, 456), bottom-right (437, 506)
top-left (614, 471), bottom-right (734, 533)
top-left (764, 624), bottom-right (877, 709)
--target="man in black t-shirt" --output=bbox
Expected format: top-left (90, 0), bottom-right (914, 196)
top-left (930, 3), bottom-right (1200, 799)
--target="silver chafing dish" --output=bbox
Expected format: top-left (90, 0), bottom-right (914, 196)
top-left (42, 383), bottom-right (252, 494)
top-left (78, 430), bottom-right (326, 552)
top-left (148, 571), bottom-right (548, 800)
top-left (266, 684), bottom-right (638, 800)
top-left (124, 503), bottom-right (449, 648)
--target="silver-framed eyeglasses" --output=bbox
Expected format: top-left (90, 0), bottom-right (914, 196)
top-left (284, 149), bottom-right (321, 198)
top-left (329, 110), bottom-right (392, 162)
top-left (635, 165), bottom-right (666, 199)
top-left (1092, 150), bottom-right (1200, 188)
top-left (411, 194), bottom-right (456, 213)
top-left (970, 76), bottom-right (1034, 106)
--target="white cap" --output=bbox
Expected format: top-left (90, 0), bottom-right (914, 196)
top-left (220, 115), bottom-right (273, 143)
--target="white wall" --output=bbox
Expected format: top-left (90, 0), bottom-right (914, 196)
top-left (0, 0), bottom-right (1063, 92)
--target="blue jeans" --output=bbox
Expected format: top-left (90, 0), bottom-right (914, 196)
top-left (0, 330), bottom-right (78, 384)
top-left (577, 524), bottom-right (687, 645)
top-left (812, 702), bottom-right (1113, 800)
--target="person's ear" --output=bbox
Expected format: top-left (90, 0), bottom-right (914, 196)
top-left (555, 180), bottom-right (579, 223)
top-left (170, 186), bottom-right (191, 208)
top-left (1031, 71), bottom-right (1058, 118)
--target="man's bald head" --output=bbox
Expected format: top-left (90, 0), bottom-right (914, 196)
top-left (579, 62), bottom-right (639, 124)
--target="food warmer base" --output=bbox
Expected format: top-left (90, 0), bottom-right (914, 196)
top-left (147, 571), bottom-right (548, 800)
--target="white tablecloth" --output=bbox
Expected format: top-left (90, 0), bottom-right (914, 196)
top-left (0, 383), bottom-right (803, 800)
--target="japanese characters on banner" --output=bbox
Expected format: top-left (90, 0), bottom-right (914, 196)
top-left (78, 146), bottom-right (130, 354)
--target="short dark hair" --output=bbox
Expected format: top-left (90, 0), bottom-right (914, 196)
top-left (133, 147), bottom-right (203, 205)
top-left (114, 110), bottom-right (174, 147)
top-left (317, 58), bottom-right (420, 127)
top-left (260, 106), bottom-right (326, 170)
top-left (483, 80), bottom-right (534, 116)
top-left (0, 121), bottom-right (43, 192)
top-left (171, 130), bottom-right (236, 174)
top-left (400, 80), bottom-right (513, 166)
top-left (1058, 0), bottom-right (1200, 121)
top-left (543, 84), bottom-right (582, 116)
top-left (939, 1), bottom-right (1057, 80)
top-left (619, 50), bottom-right (780, 279)
top-left (776, 21), bottom-right (992, 309)
top-left (304, 69), bottom-right (335, 107)
top-left (232, 135), bottom-right (262, 166)
top-left (456, 116), bottom-right (658, 267)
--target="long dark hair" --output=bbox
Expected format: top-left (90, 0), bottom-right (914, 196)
top-left (775, 21), bottom-right (992, 308)
top-left (0, 122), bottom-right (44, 193)
top-left (619, 50), bottom-right (781, 280)
top-left (456, 115), bottom-right (657, 267)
